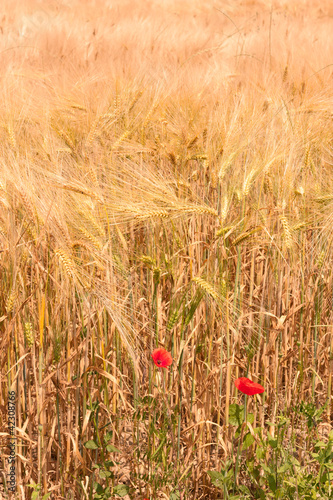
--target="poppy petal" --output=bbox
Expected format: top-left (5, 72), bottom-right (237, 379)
top-left (234, 377), bottom-right (264, 396)
top-left (151, 348), bottom-right (173, 368)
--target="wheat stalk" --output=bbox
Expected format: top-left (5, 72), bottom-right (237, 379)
top-left (279, 215), bottom-right (293, 249)
top-left (24, 322), bottom-right (34, 349)
top-left (55, 248), bottom-right (76, 279)
top-left (192, 276), bottom-right (220, 303)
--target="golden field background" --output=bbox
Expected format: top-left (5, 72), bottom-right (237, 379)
top-left (1, 0), bottom-right (333, 498)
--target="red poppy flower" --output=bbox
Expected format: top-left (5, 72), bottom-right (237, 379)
top-left (151, 348), bottom-right (172, 368)
top-left (234, 377), bottom-right (264, 396)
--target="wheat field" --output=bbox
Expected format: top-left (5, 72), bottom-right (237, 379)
top-left (1, 0), bottom-right (333, 498)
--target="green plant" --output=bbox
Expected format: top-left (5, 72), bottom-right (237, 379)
top-left (209, 406), bottom-right (333, 500)
top-left (27, 482), bottom-right (51, 500)
top-left (83, 418), bottom-right (128, 499)
top-left (130, 393), bottom-right (187, 498)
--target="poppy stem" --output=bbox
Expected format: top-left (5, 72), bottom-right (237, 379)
top-left (160, 367), bottom-right (175, 458)
top-left (234, 394), bottom-right (248, 491)
top-left (244, 394), bottom-right (248, 426)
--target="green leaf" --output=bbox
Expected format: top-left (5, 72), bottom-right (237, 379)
top-left (248, 462), bottom-right (260, 481)
top-left (323, 463), bottom-right (333, 471)
top-left (261, 463), bottom-right (273, 474)
top-left (84, 439), bottom-right (99, 450)
top-left (170, 491), bottom-right (181, 500)
top-left (242, 432), bottom-right (254, 450)
top-left (104, 459), bottom-right (116, 468)
top-left (104, 431), bottom-right (113, 444)
top-left (99, 469), bottom-right (112, 479)
top-left (113, 484), bottom-right (129, 497)
top-left (246, 413), bottom-right (254, 424)
top-left (314, 441), bottom-right (327, 449)
top-left (229, 404), bottom-right (244, 426)
top-left (277, 462), bottom-right (291, 474)
top-left (31, 493), bottom-right (39, 500)
top-left (94, 483), bottom-right (104, 494)
top-left (42, 495), bottom-right (51, 500)
top-left (239, 485), bottom-right (251, 496)
top-left (267, 474), bottom-right (276, 492)
top-left (289, 456), bottom-right (300, 466)
top-left (256, 488), bottom-right (266, 500)
top-left (106, 444), bottom-right (122, 453)
top-left (267, 432), bottom-right (277, 449)
top-left (207, 470), bottom-right (225, 489)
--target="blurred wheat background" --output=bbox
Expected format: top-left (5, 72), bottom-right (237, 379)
top-left (1, 0), bottom-right (333, 498)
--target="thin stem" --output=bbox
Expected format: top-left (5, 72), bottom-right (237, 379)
top-left (161, 367), bottom-right (175, 456)
top-left (234, 394), bottom-right (248, 491)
